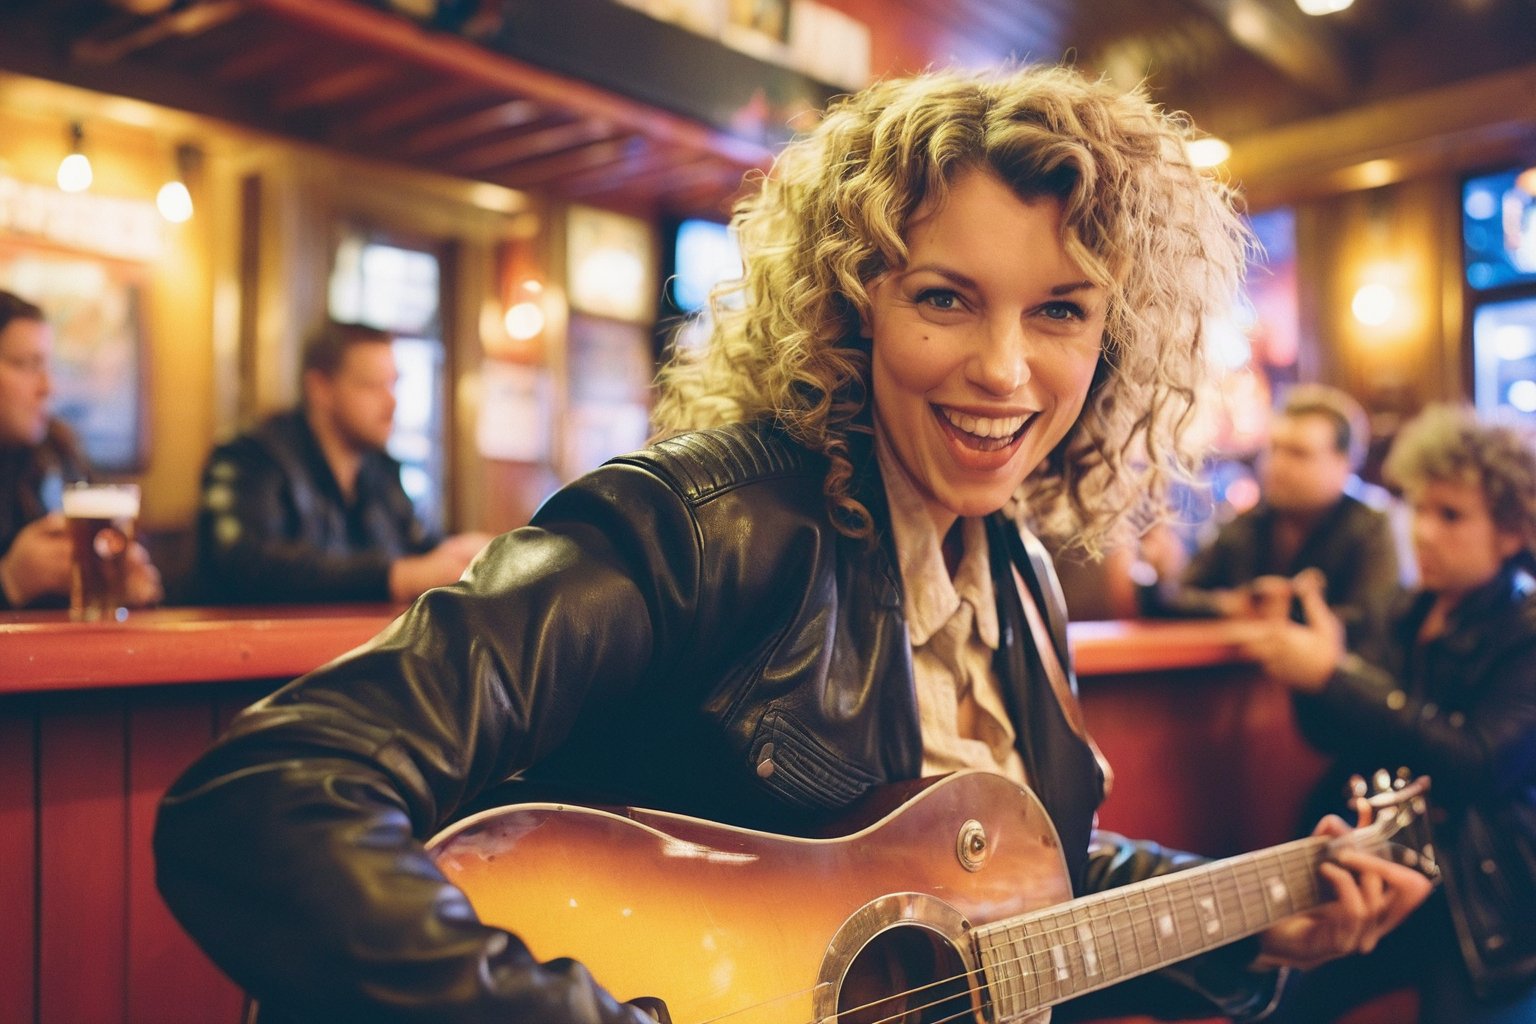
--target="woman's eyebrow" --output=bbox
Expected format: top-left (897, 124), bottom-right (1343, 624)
top-left (901, 263), bottom-right (978, 289)
top-left (903, 263), bottom-right (1098, 297)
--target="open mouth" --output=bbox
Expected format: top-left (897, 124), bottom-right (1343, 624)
top-left (936, 407), bottom-right (1032, 453)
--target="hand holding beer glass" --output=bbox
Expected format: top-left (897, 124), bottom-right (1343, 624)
top-left (61, 482), bottom-right (160, 621)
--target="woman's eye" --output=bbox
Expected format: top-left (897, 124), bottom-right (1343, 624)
top-left (1040, 301), bottom-right (1086, 322)
top-left (914, 288), bottom-right (961, 311)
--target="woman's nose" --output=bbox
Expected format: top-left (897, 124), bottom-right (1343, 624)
top-left (967, 318), bottom-right (1032, 395)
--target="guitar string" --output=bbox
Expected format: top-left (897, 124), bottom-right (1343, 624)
top-left (686, 825), bottom-right (1419, 1024)
top-left (683, 838), bottom-right (1349, 1024)
top-left (687, 867), bottom-right (1314, 1024)
top-left (826, 832), bottom-right (1380, 1024)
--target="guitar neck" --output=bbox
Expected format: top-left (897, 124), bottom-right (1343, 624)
top-left (974, 834), bottom-right (1332, 1012)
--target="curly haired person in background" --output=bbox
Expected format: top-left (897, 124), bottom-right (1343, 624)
top-left (1246, 404), bottom-right (1536, 1023)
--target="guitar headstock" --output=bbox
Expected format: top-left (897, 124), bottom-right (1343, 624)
top-left (1335, 769), bottom-right (1440, 882)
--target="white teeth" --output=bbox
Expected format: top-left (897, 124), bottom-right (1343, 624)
top-left (941, 408), bottom-right (1029, 439)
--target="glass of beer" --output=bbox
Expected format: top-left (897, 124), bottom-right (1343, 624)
top-left (61, 483), bottom-right (140, 623)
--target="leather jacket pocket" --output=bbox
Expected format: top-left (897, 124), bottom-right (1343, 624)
top-left (749, 707), bottom-right (882, 811)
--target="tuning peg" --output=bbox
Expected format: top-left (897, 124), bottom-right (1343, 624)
top-left (1373, 768), bottom-right (1393, 793)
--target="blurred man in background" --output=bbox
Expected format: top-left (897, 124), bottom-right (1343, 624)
top-left (1138, 383), bottom-right (1401, 647)
top-left (0, 289), bottom-right (160, 610)
top-left (195, 321), bottom-right (489, 604)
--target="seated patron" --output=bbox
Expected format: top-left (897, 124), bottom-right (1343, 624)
top-left (0, 289), bottom-right (161, 610)
top-left (195, 321), bottom-right (490, 605)
top-left (1244, 405), bottom-right (1536, 1023)
top-left (157, 65), bottom-right (1428, 1024)
top-left (1139, 383), bottom-right (1401, 646)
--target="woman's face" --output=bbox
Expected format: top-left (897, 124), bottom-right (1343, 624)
top-left (0, 317), bottom-right (53, 447)
top-left (866, 166), bottom-right (1105, 536)
top-left (1409, 477), bottom-right (1523, 600)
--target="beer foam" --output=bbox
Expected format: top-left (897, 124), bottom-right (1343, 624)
top-left (62, 485), bottom-right (140, 519)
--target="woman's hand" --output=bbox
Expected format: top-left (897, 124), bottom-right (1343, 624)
top-left (1255, 811), bottom-right (1433, 971)
top-left (1237, 569), bottom-right (1343, 693)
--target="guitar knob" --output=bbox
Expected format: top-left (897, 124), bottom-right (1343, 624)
top-left (957, 819), bottom-right (989, 872)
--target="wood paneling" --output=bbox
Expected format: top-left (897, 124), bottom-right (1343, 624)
top-left (1, 684), bottom-right (272, 1024)
top-left (0, 705), bottom-right (36, 1024)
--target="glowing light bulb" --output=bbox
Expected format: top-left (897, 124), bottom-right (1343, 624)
top-left (57, 151), bottom-right (92, 192)
top-left (1351, 283), bottom-right (1396, 327)
top-left (157, 179), bottom-right (193, 223)
top-left (1296, 0), bottom-right (1353, 13)
top-left (1185, 137), bottom-right (1231, 168)
top-left (504, 300), bottom-right (545, 341)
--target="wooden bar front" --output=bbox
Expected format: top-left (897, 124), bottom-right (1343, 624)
top-left (2, 611), bottom-right (1330, 1024)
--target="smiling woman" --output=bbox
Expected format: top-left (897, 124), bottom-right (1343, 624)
top-left (864, 168), bottom-right (1106, 535)
top-left (155, 64), bottom-right (1432, 1024)
top-left (653, 65), bottom-right (1248, 557)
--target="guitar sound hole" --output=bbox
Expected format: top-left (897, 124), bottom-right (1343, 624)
top-left (837, 925), bottom-right (975, 1024)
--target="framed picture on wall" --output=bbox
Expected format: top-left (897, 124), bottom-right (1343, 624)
top-left (0, 242), bottom-right (150, 472)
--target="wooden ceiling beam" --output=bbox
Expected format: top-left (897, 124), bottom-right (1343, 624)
top-left (1178, 0), bottom-right (1352, 101)
top-left (208, 32), bottom-right (315, 83)
top-left (245, 0), bottom-right (774, 170)
top-left (398, 99), bottom-right (545, 158)
top-left (495, 136), bottom-right (648, 188)
top-left (449, 119), bottom-right (619, 175)
top-left (1229, 62), bottom-right (1536, 207)
top-left (348, 79), bottom-right (485, 136)
top-left (68, 0), bottom-right (244, 64)
top-left (269, 62), bottom-right (404, 114)
top-left (555, 142), bottom-right (680, 196)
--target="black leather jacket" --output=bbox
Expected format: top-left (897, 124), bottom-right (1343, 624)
top-left (194, 411), bottom-right (436, 603)
top-left (1293, 560), bottom-right (1536, 999)
top-left (156, 421), bottom-right (1280, 1022)
top-left (1140, 495), bottom-right (1400, 649)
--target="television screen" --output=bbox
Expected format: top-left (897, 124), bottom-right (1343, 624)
top-left (1472, 295), bottom-right (1536, 421)
top-left (1464, 167), bottom-right (1536, 291)
top-left (669, 218), bottom-right (741, 313)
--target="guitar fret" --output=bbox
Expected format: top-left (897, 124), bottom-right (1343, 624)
top-left (971, 832), bottom-right (1399, 1018)
top-left (1123, 888), bottom-right (1153, 976)
top-left (1025, 917), bottom-right (1060, 1006)
top-left (982, 925), bottom-right (1023, 1015)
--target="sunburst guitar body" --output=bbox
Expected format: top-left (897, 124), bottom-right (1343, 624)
top-left (428, 769), bottom-right (1435, 1024)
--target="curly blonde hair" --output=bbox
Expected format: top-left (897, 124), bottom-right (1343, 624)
top-left (652, 64), bottom-right (1251, 553)
top-left (1383, 404), bottom-right (1536, 554)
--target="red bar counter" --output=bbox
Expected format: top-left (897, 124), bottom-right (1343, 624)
top-left (1, 610), bottom-right (1326, 1024)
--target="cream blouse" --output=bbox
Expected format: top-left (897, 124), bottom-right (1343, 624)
top-left (877, 437), bottom-right (1029, 786)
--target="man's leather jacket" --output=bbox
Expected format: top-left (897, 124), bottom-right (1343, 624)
top-left (1293, 560), bottom-right (1536, 999)
top-left (156, 421), bottom-right (1281, 1022)
top-left (194, 410), bottom-right (434, 603)
top-left (1139, 494), bottom-right (1400, 650)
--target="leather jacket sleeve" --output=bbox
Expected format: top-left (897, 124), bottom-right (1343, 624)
top-left (1294, 642), bottom-right (1536, 805)
top-left (197, 441), bottom-right (395, 603)
top-left (159, 463), bottom-right (698, 1022)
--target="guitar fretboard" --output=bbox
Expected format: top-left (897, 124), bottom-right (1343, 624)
top-left (975, 834), bottom-right (1330, 1014)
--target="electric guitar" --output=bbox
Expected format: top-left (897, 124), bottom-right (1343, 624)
top-left (427, 770), bottom-right (1437, 1024)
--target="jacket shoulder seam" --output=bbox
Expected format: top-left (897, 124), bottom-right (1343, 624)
top-left (609, 425), bottom-right (823, 504)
